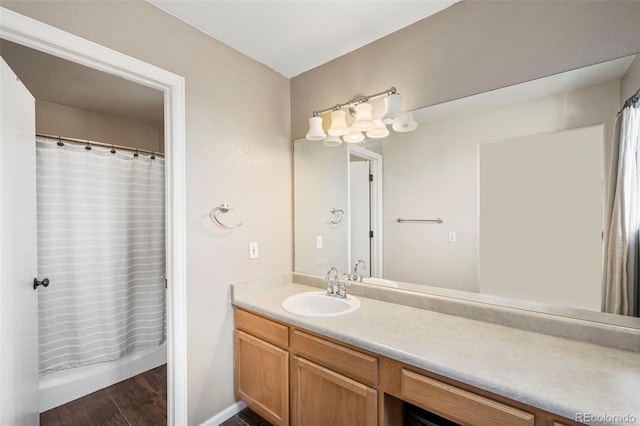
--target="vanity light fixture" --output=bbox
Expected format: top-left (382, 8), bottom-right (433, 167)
top-left (323, 135), bottom-right (343, 147)
top-left (392, 112), bottom-right (418, 133)
top-left (305, 86), bottom-right (417, 144)
top-left (380, 93), bottom-right (404, 124)
top-left (351, 103), bottom-right (376, 131)
top-left (305, 116), bottom-right (327, 141)
top-left (366, 120), bottom-right (390, 139)
top-left (343, 129), bottom-right (365, 144)
top-left (328, 110), bottom-right (349, 136)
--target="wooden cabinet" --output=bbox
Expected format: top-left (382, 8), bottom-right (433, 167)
top-left (234, 310), bottom-right (289, 426)
top-left (234, 307), bottom-right (581, 426)
top-left (400, 369), bottom-right (534, 426)
top-left (291, 356), bottom-right (377, 426)
top-left (290, 330), bottom-right (378, 426)
top-left (291, 330), bottom-right (378, 387)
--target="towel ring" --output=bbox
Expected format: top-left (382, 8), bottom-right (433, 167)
top-left (329, 208), bottom-right (344, 224)
top-left (210, 203), bottom-right (243, 229)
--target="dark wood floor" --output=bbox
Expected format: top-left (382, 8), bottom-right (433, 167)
top-left (40, 364), bottom-right (167, 426)
top-left (40, 363), bottom-right (270, 426)
top-left (221, 408), bottom-right (272, 426)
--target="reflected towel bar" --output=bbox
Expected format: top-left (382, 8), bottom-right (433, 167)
top-left (396, 218), bottom-right (443, 224)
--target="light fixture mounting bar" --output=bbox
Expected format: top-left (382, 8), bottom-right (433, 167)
top-left (312, 87), bottom-right (397, 117)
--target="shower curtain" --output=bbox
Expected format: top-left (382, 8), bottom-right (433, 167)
top-left (603, 106), bottom-right (640, 316)
top-left (36, 137), bottom-right (166, 375)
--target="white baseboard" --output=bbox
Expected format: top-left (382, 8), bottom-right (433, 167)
top-left (199, 401), bottom-right (248, 426)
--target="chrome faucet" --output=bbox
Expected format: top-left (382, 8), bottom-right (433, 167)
top-left (326, 267), bottom-right (339, 296)
top-left (326, 267), bottom-right (350, 298)
top-left (352, 260), bottom-right (367, 283)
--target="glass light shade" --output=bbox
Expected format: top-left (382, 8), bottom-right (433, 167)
top-left (305, 116), bottom-right (326, 141)
top-left (323, 135), bottom-right (343, 147)
top-left (328, 110), bottom-right (349, 136)
top-left (366, 120), bottom-right (389, 139)
top-left (342, 129), bottom-right (365, 143)
top-left (351, 103), bottom-right (376, 131)
top-left (381, 94), bottom-right (404, 124)
top-left (392, 112), bottom-right (418, 133)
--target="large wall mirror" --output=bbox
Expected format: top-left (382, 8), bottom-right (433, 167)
top-left (294, 53), bottom-right (640, 328)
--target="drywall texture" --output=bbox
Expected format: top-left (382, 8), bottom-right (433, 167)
top-left (293, 139), bottom-right (348, 275)
top-left (381, 80), bottom-right (620, 294)
top-left (1, 1), bottom-right (292, 424)
top-left (36, 100), bottom-right (164, 153)
top-left (621, 54), bottom-right (640, 105)
top-left (290, 1), bottom-right (640, 139)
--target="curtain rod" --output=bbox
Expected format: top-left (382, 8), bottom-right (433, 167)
top-left (36, 132), bottom-right (164, 157)
top-left (618, 88), bottom-right (640, 114)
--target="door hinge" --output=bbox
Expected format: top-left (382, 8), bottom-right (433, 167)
top-left (369, 174), bottom-right (373, 182)
top-left (164, 278), bottom-right (168, 289)
top-left (369, 230), bottom-right (374, 238)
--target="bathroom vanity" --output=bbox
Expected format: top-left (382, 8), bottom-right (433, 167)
top-left (231, 277), bottom-right (640, 426)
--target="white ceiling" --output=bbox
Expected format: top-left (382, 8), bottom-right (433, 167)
top-left (148, 0), bottom-right (459, 78)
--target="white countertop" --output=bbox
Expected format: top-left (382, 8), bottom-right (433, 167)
top-left (232, 283), bottom-right (640, 426)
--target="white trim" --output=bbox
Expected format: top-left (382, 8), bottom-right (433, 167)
top-left (0, 8), bottom-right (188, 426)
top-left (347, 145), bottom-right (383, 278)
top-left (199, 401), bottom-right (247, 426)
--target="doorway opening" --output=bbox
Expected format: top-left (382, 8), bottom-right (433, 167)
top-left (0, 8), bottom-right (187, 425)
top-left (348, 145), bottom-right (383, 278)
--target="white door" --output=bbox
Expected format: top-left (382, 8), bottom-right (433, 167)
top-left (349, 159), bottom-right (371, 271)
top-left (0, 57), bottom-right (39, 424)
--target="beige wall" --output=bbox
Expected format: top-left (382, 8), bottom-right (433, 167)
top-left (1, 1), bottom-right (292, 424)
top-left (293, 139), bottom-right (349, 275)
top-left (36, 100), bottom-right (164, 153)
top-left (291, 1), bottom-right (640, 140)
top-left (382, 80), bottom-right (620, 293)
top-left (621, 55), bottom-right (640, 105)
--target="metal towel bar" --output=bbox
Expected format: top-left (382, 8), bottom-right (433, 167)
top-left (396, 218), bottom-right (443, 224)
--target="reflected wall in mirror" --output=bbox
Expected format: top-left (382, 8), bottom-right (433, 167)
top-left (294, 53), bottom-right (640, 326)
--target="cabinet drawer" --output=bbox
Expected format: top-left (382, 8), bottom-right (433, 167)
top-left (401, 369), bottom-right (534, 426)
top-left (291, 330), bottom-right (378, 387)
top-left (235, 308), bottom-right (289, 349)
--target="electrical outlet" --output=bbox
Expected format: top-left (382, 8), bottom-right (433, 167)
top-left (249, 241), bottom-right (258, 259)
top-left (316, 235), bottom-right (323, 249)
top-left (448, 231), bottom-right (457, 243)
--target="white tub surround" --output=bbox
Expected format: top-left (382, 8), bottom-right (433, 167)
top-left (39, 343), bottom-right (167, 413)
top-left (231, 279), bottom-right (640, 425)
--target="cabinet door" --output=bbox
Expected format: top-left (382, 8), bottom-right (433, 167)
top-left (292, 356), bottom-right (377, 426)
top-left (235, 330), bottom-right (289, 426)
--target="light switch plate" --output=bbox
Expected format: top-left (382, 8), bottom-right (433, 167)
top-left (448, 231), bottom-right (457, 243)
top-left (249, 241), bottom-right (258, 259)
top-left (316, 235), bottom-right (323, 249)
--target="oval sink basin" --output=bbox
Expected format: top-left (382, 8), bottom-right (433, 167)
top-left (282, 291), bottom-right (360, 317)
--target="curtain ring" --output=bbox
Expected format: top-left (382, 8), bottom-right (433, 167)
top-left (56, 136), bottom-right (64, 147)
top-left (110, 145), bottom-right (116, 154)
top-left (133, 149), bottom-right (139, 157)
top-left (84, 141), bottom-right (91, 150)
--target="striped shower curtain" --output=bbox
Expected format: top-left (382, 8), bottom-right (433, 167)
top-left (36, 137), bottom-right (166, 375)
